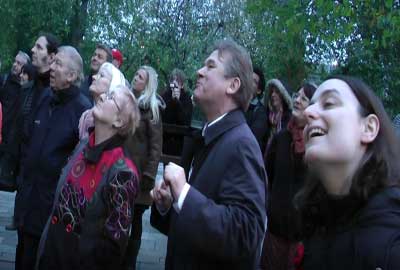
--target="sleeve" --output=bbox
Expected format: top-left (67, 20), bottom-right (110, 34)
top-left (102, 168), bottom-right (139, 254)
top-left (175, 138), bottom-right (267, 260)
top-left (265, 132), bottom-right (278, 191)
top-left (388, 237), bottom-right (400, 269)
top-left (142, 116), bottom-right (163, 180)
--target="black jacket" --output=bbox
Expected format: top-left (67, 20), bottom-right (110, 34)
top-left (151, 109), bottom-right (267, 270)
top-left (15, 85), bottom-right (91, 236)
top-left (245, 98), bottom-right (268, 152)
top-left (0, 73), bottom-right (21, 146)
top-left (266, 129), bottom-right (305, 240)
top-left (161, 89), bottom-right (193, 156)
top-left (303, 187), bottom-right (400, 270)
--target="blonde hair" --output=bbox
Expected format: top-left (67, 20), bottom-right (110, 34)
top-left (136, 65), bottom-right (164, 123)
top-left (111, 85), bottom-right (140, 136)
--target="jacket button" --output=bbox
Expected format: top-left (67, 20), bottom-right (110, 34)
top-left (66, 224), bottom-right (72, 233)
top-left (51, 216), bottom-right (58, 224)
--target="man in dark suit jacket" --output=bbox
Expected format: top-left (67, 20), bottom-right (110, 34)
top-left (151, 39), bottom-right (267, 270)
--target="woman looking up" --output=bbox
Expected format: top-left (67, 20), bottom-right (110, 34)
top-left (261, 82), bottom-right (317, 270)
top-left (297, 75), bottom-right (400, 270)
top-left (37, 85), bottom-right (141, 270)
top-left (79, 62), bottom-right (126, 139)
top-left (123, 65), bottom-right (164, 270)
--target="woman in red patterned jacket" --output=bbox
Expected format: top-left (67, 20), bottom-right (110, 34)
top-left (36, 85), bottom-right (141, 270)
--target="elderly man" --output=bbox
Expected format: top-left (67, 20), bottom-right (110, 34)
top-left (151, 39), bottom-right (267, 270)
top-left (14, 46), bottom-right (91, 270)
top-left (81, 44), bottom-right (112, 103)
top-left (0, 51), bottom-right (30, 178)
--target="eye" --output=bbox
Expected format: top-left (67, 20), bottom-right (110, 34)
top-left (323, 99), bottom-right (336, 109)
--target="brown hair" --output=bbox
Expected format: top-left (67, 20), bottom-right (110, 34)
top-left (295, 75), bottom-right (400, 218)
top-left (213, 39), bottom-right (254, 111)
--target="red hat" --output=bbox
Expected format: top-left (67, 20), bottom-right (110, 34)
top-left (112, 48), bottom-right (123, 66)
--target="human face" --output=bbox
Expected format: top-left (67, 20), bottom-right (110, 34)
top-left (31, 36), bottom-right (51, 72)
top-left (90, 48), bottom-right (108, 73)
top-left (89, 65), bottom-right (112, 99)
top-left (19, 72), bottom-right (29, 85)
top-left (93, 90), bottom-right (123, 127)
top-left (303, 79), bottom-right (367, 165)
top-left (253, 73), bottom-right (261, 96)
top-left (270, 87), bottom-right (283, 110)
top-left (292, 88), bottom-right (310, 124)
top-left (50, 52), bottom-right (74, 91)
top-left (193, 50), bottom-right (231, 117)
top-left (12, 54), bottom-right (27, 76)
top-left (132, 69), bottom-right (148, 93)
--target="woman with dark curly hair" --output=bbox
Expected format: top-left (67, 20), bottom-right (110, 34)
top-left (296, 75), bottom-right (400, 270)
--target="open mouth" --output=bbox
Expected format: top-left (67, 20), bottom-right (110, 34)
top-left (308, 127), bottom-right (327, 139)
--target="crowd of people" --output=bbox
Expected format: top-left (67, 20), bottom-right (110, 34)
top-left (0, 33), bottom-right (399, 270)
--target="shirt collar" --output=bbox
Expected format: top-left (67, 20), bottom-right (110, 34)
top-left (202, 113), bottom-right (228, 137)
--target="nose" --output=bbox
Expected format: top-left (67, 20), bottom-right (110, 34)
top-left (304, 103), bottom-right (319, 121)
top-left (197, 66), bottom-right (205, 78)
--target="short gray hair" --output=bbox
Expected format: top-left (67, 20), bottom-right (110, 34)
top-left (213, 39), bottom-right (254, 111)
top-left (17, 51), bottom-right (31, 64)
top-left (57, 46), bottom-right (84, 87)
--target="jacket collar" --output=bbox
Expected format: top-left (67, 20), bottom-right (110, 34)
top-left (83, 132), bottom-right (126, 164)
top-left (203, 109), bottom-right (245, 145)
top-left (51, 85), bottom-right (80, 106)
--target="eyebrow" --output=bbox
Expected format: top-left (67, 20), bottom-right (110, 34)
top-left (311, 88), bottom-right (340, 104)
top-left (204, 58), bottom-right (216, 66)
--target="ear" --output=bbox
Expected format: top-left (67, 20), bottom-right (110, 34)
top-left (68, 71), bottom-right (78, 84)
top-left (112, 117), bottom-right (124, 129)
top-left (361, 114), bottom-right (380, 144)
top-left (226, 77), bottom-right (241, 95)
top-left (48, 53), bottom-right (56, 64)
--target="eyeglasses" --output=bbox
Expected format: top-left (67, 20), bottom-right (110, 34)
top-left (292, 92), bottom-right (310, 104)
top-left (104, 91), bottom-right (121, 112)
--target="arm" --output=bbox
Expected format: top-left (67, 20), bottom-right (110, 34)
top-left (142, 116), bottom-right (163, 181)
top-left (102, 167), bottom-right (139, 254)
top-left (175, 139), bottom-right (267, 261)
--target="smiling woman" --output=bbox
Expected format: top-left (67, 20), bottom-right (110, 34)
top-left (37, 85), bottom-right (141, 270)
top-left (295, 75), bottom-right (400, 270)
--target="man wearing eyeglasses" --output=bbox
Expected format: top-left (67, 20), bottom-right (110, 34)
top-left (14, 46), bottom-right (91, 270)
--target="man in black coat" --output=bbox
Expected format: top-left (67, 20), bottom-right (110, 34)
top-left (0, 51), bottom-right (30, 181)
top-left (245, 66), bottom-right (268, 152)
top-left (14, 45), bottom-right (91, 270)
top-left (151, 39), bottom-right (267, 270)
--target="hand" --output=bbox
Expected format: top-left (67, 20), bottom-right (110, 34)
top-left (172, 87), bottom-right (181, 100)
top-left (163, 162), bottom-right (186, 201)
top-left (150, 181), bottom-right (173, 212)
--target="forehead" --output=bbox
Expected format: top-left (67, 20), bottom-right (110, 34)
top-left (205, 50), bottom-right (226, 64)
top-left (313, 79), bottom-right (359, 104)
top-left (15, 54), bottom-right (25, 62)
top-left (95, 48), bottom-right (107, 56)
top-left (35, 36), bottom-right (48, 48)
top-left (137, 69), bottom-right (147, 78)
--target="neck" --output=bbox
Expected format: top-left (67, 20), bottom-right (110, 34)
top-left (37, 65), bottom-right (50, 74)
top-left (94, 121), bottom-right (117, 146)
top-left (315, 154), bottom-right (364, 196)
top-left (205, 101), bottom-right (237, 122)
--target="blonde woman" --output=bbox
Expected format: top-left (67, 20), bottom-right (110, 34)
top-left (79, 62), bottom-right (126, 139)
top-left (122, 66), bottom-right (165, 270)
top-left (37, 85), bottom-right (141, 269)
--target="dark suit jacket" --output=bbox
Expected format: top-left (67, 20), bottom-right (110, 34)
top-left (151, 109), bottom-right (267, 270)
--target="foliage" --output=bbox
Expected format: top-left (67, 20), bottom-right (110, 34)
top-left (0, 0), bottom-right (399, 115)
